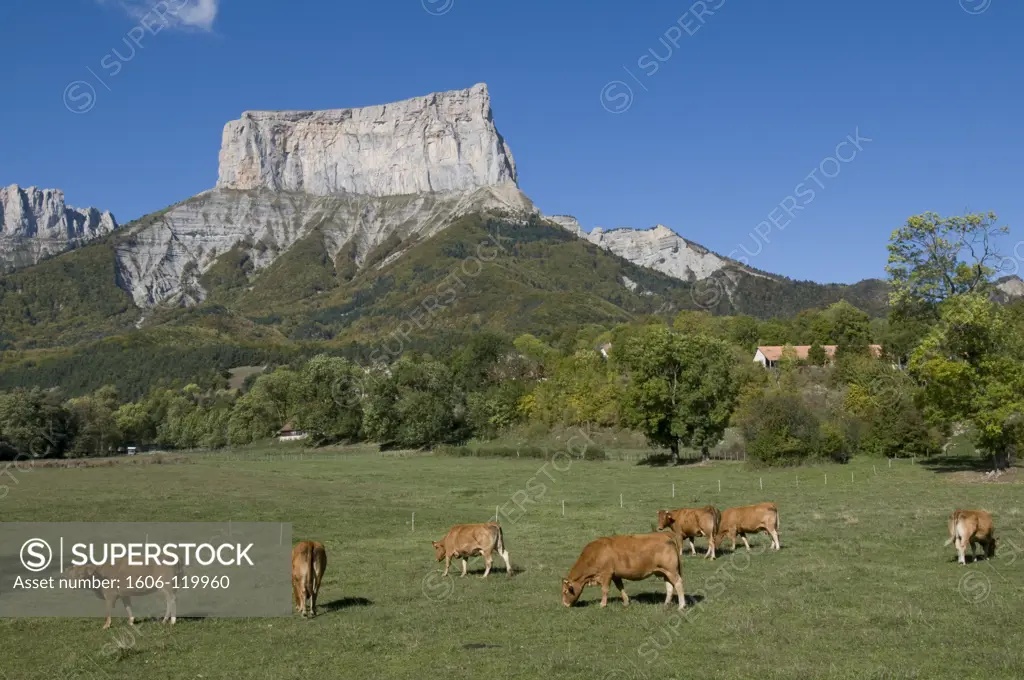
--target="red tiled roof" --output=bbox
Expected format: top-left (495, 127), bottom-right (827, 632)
top-left (756, 345), bottom-right (881, 361)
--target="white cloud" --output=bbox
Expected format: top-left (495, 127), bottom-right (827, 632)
top-left (98, 0), bottom-right (220, 32)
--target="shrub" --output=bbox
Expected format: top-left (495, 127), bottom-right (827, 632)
top-left (738, 388), bottom-right (822, 466)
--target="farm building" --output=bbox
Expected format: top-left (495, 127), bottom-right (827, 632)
top-left (277, 423), bottom-right (309, 442)
top-left (753, 344), bottom-right (882, 368)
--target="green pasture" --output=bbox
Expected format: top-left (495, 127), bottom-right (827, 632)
top-left (2, 447), bottom-right (1022, 679)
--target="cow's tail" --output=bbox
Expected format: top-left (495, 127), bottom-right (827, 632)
top-left (707, 505), bottom-right (722, 536)
top-left (944, 511), bottom-right (960, 547)
top-left (306, 544), bottom-right (317, 601)
top-left (492, 522), bottom-right (506, 556)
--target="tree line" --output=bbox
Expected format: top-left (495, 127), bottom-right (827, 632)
top-left (1, 211), bottom-right (1020, 470)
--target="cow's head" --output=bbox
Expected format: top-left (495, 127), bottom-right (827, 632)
top-left (561, 578), bottom-right (581, 607)
top-left (431, 541), bottom-right (445, 561)
top-left (656, 510), bottom-right (673, 530)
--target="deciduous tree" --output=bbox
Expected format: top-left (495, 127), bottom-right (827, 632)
top-left (617, 327), bottom-right (737, 463)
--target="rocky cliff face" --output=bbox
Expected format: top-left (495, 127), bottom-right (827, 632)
top-left (117, 183), bottom-right (533, 308)
top-left (0, 185), bottom-right (117, 271)
top-left (548, 215), bottom-right (731, 282)
top-left (217, 83), bottom-right (517, 197)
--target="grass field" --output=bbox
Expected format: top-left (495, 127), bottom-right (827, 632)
top-left (2, 446), bottom-right (1023, 680)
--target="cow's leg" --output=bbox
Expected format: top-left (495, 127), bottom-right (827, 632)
top-left (706, 535), bottom-right (716, 560)
top-left (292, 578), bottom-right (300, 613)
top-left (460, 558), bottom-right (468, 577)
top-left (688, 537), bottom-right (698, 556)
top-left (672, 573), bottom-right (686, 610)
top-left (599, 578), bottom-right (611, 607)
top-left (663, 580), bottom-right (673, 606)
top-left (957, 536), bottom-right (967, 565)
top-left (442, 554), bottom-right (451, 577)
top-left (612, 576), bottom-right (629, 606)
top-left (103, 596), bottom-right (115, 630)
top-left (161, 588), bottom-right (174, 624)
top-left (729, 532), bottom-right (738, 551)
top-left (123, 596), bottom-right (134, 627)
top-left (768, 527), bottom-right (781, 551)
top-left (482, 551), bottom-right (492, 578)
top-left (500, 548), bottom-right (512, 575)
top-left (740, 533), bottom-right (752, 552)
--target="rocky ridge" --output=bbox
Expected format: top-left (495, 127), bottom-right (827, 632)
top-left (0, 184), bottom-right (117, 271)
top-left (117, 183), bottom-right (533, 308)
top-left (547, 214), bottom-right (733, 283)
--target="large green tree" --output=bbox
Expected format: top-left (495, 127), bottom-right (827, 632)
top-left (886, 211), bottom-right (1007, 310)
top-left (617, 327), bottom-right (738, 463)
top-left (0, 388), bottom-right (74, 460)
top-left (910, 294), bottom-right (1024, 470)
top-left (362, 358), bottom-right (463, 448)
top-left (291, 355), bottom-right (363, 445)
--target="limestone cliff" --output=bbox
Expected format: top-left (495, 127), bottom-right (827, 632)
top-left (0, 185), bottom-right (117, 271)
top-left (216, 83), bottom-right (517, 197)
top-left (548, 215), bottom-right (730, 283)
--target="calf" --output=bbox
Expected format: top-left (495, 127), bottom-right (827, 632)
top-left (561, 533), bottom-right (685, 610)
top-left (432, 522), bottom-right (511, 577)
top-left (62, 563), bottom-right (183, 630)
top-left (715, 502), bottom-right (780, 552)
top-left (944, 509), bottom-right (996, 565)
top-left (292, 541), bottom-right (328, 617)
top-left (657, 505), bottom-right (720, 559)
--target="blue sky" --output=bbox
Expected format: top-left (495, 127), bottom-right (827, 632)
top-left (2, 0), bottom-right (1021, 283)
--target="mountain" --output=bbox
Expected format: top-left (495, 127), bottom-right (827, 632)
top-left (0, 83), bottom-right (893, 396)
top-left (114, 83), bottom-right (531, 310)
top-left (0, 185), bottom-right (117, 272)
top-left (993, 275), bottom-right (1024, 302)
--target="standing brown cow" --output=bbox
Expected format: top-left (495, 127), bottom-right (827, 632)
top-left (715, 502), bottom-right (780, 552)
top-left (561, 533), bottom-right (685, 610)
top-left (432, 522), bottom-right (511, 578)
top-left (944, 509), bottom-right (996, 565)
top-left (657, 505), bottom-right (721, 559)
top-left (292, 541), bottom-right (327, 617)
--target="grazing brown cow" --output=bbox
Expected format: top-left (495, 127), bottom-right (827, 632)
top-left (561, 533), bottom-right (685, 610)
top-left (62, 562), bottom-right (183, 630)
top-left (432, 522), bottom-right (511, 578)
top-left (715, 502), bottom-right (780, 552)
top-left (944, 509), bottom-right (996, 565)
top-left (292, 541), bottom-right (328, 617)
top-left (657, 505), bottom-right (721, 559)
